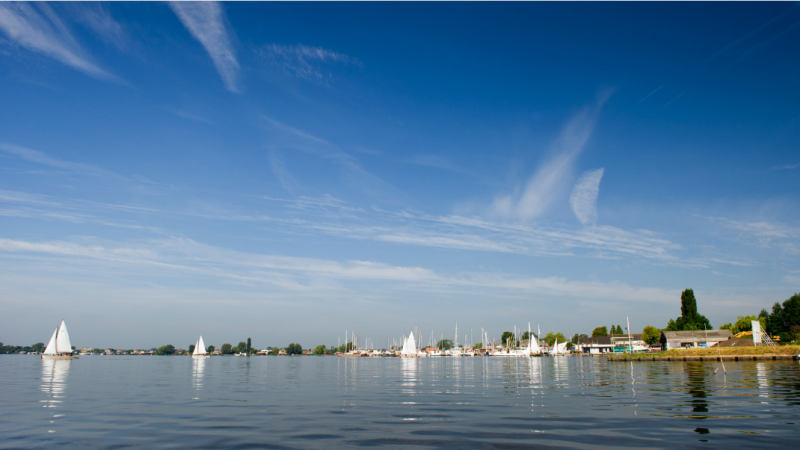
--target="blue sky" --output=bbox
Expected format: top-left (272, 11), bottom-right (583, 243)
top-left (1, 2), bottom-right (798, 349)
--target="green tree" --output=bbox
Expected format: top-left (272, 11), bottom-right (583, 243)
top-left (156, 344), bottom-right (175, 355)
top-left (206, 345), bottom-right (215, 353)
top-left (664, 289), bottom-right (712, 331)
top-left (437, 339), bottom-right (453, 350)
top-left (473, 342), bottom-right (483, 349)
top-left (719, 323), bottom-right (733, 330)
top-left (237, 342), bottom-right (247, 354)
top-left (543, 332), bottom-right (566, 347)
top-left (286, 343), bottom-right (303, 355)
top-left (521, 331), bottom-right (537, 341)
top-left (221, 343), bottom-right (233, 355)
top-left (571, 333), bottom-right (588, 344)
top-left (313, 344), bottom-right (327, 355)
top-left (766, 302), bottom-right (785, 336)
top-left (500, 331), bottom-right (514, 347)
top-left (30, 342), bottom-right (45, 353)
top-left (188, 344), bottom-right (195, 354)
top-left (642, 326), bottom-right (660, 345)
top-left (247, 338), bottom-right (252, 354)
top-left (591, 326), bottom-right (608, 337)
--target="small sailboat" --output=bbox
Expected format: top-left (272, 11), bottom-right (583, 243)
top-left (42, 320), bottom-right (79, 360)
top-left (192, 336), bottom-right (209, 358)
top-left (401, 332), bottom-right (418, 358)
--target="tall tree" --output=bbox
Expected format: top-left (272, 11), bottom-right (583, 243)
top-left (664, 289), bottom-right (712, 331)
top-left (246, 338), bottom-right (252, 354)
top-left (221, 343), bottom-right (233, 354)
top-left (188, 344), bottom-right (195, 354)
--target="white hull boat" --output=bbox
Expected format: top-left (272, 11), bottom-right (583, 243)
top-left (42, 320), bottom-right (79, 360)
top-left (192, 336), bottom-right (210, 358)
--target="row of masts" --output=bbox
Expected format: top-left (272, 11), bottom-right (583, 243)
top-left (340, 322), bottom-right (551, 352)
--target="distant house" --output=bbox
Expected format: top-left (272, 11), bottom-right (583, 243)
top-left (278, 349), bottom-right (287, 355)
top-left (576, 334), bottom-right (646, 354)
top-left (660, 330), bottom-right (732, 350)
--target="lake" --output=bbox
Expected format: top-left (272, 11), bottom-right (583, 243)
top-left (1, 355), bottom-right (798, 449)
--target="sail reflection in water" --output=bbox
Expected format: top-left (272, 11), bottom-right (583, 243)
top-left (192, 356), bottom-right (205, 399)
top-left (40, 359), bottom-right (70, 433)
top-left (400, 357), bottom-right (418, 393)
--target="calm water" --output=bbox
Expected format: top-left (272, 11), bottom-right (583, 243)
top-left (1, 355), bottom-right (798, 449)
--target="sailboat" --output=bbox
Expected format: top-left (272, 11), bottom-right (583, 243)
top-left (401, 332), bottom-right (418, 358)
top-left (192, 336), bottom-right (209, 358)
top-left (42, 320), bottom-right (79, 360)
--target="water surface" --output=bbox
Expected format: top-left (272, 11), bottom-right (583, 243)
top-left (1, 355), bottom-right (798, 449)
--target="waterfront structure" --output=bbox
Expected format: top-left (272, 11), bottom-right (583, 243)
top-left (660, 330), bottom-right (732, 350)
top-left (42, 320), bottom-right (79, 360)
top-left (576, 334), bottom-right (647, 354)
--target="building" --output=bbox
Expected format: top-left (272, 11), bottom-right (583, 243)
top-left (576, 334), bottom-right (647, 354)
top-left (660, 330), bottom-right (733, 350)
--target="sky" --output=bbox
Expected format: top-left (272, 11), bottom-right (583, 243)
top-left (1, 2), bottom-right (799, 350)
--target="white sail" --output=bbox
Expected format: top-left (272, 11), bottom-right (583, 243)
top-left (557, 341), bottom-right (568, 354)
top-left (55, 320), bottom-right (73, 354)
top-left (552, 338), bottom-right (559, 355)
top-left (43, 328), bottom-right (58, 355)
top-left (196, 336), bottom-right (207, 355)
top-left (401, 332), bottom-right (416, 356)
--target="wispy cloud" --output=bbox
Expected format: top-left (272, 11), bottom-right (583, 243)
top-left (162, 106), bottom-right (212, 124)
top-left (0, 234), bottom-right (679, 306)
top-left (263, 116), bottom-right (330, 145)
top-left (66, 2), bottom-right (127, 51)
top-left (492, 92), bottom-right (611, 220)
top-left (772, 163), bottom-right (799, 170)
top-left (169, 1), bottom-right (239, 92)
top-left (712, 217), bottom-right (800, 255)
top-left (259, 43), bottom-right (355, 81)
top-left (0, 142), bottom-right (117, 178)
top-left (569, 168), bottom-right (604, 226)
top-left (0, 2), bottom-right (114, 80)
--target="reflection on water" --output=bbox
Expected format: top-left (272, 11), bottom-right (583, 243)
top-left (686, 363), bottom-right (709, 414)
top-left (192, 357), bottom-right (205, 399)
top-left (1, 356), bottom-right (797, 449)
top-left (40, 359), bottom-right (70, 434)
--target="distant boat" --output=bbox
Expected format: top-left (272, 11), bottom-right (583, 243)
top-left (401, 332), bottom-right (418, 357)
top-left (42, 320), bottom-right (79, 360)
top-left (192, 336), bottom-right (209, 358)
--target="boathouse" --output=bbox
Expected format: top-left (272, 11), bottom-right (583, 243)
top-left (660, 330), bottom-right (732, 350)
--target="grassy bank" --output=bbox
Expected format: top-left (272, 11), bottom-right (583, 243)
top-left (608, 345), bottom-right (799, 359)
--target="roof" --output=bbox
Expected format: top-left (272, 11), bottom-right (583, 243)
top-left (661, 330), bottom-right (732, 342)
top-left (716, 338), bottom-right (755, 348)
top-left (577, 334), bottom-right (644, 346)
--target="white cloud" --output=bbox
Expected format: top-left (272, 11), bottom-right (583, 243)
top-left (772, 163), bottom-right (799, 170)
top-left (259, 43), bottom-right (354, 80)
top-left (0, 142), bottom-right (110, 175)
top-left (0, 235), bottom-right (678, 305)
top-left (492, 92), bottom-right (610, 220)
top-left (169, 1), bottom-right (239, 92)
top-left (569, 168), bottom-right (604, 226)
top-left (67, 2), bottom-right (126, 50)
top-left (0, 2), bottom-right (113, 79)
